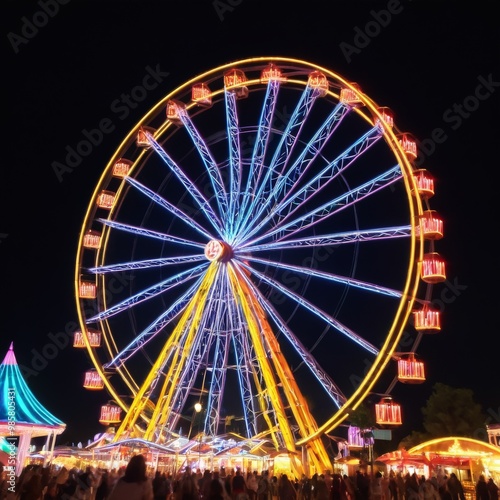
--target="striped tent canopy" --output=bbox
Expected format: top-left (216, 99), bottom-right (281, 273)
top-left (0, 342), bottom-right (66, 474)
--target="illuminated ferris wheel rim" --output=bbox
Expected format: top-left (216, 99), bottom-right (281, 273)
top-left (74, 56), bottom-right (442, 462)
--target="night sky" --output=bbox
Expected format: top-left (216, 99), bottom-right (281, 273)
top-left (2, 1), bottom-right (499, 447)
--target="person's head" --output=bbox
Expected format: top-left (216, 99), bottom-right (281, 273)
top-left (25, 473), bottom-right (42, 491)
top-left (211, 478), bottom-right (223, 494)
top-left (124, 454), bottom-right (148, 483)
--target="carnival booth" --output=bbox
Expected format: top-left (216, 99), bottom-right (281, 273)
top-left (377, 437), bottom-right (500, 500)
top-left (84, 432), bottom-right (283, 475)
top-left (408, 437), bottom-right (500, 496)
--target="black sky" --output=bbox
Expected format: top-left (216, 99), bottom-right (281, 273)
top-left (2, 1), bottom-right (499, 446)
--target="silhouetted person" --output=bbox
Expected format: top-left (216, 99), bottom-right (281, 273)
top-left (107, 454), bottom-right (153, 500)
top-left (487, 478), bottom-right (499, 500)
top-left (446, 474), bottom-right (465, 500)
top-left (476, 475), bottom-right (489, 500)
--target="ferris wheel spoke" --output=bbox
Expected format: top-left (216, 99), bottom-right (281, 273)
top-left (125, 176), bottom-right (215, 240)
top-left (225, 90), bottom-right (242, 238)
top-left (276, 126), bottom-right (383, 225)
top-left (227, 265), bottom-right (301, 448)
top-left (276, 103), bottom-right (351, 203)
top-left (87, 254), bottom-right (205, 274)
top-left (243, 164), bottom-right (402, 247)
top-left (246, 264), bottom-right (379, 356)
top-left (234, 102), bottom-right (351, 245)
top-left (103, 277), bottom-right (205, 370)
top-left (237, 125), bottom-right (383, 245)
top-left (205, 335), bottom-right (231, 437)
top-left (87, 263), bottom-right (208, 322)
top-left (145, 133), bottom-right (224, 235)
top-left (237, 84), bottom-right (320, 237)
top-left (241, 254), bottom-right (402, 299)
top-left (120, 264), bottom-right (219, 438)
top-left (204, 268), bottom-right (258, 436)
top-left (142, 329), bottom-right (205, 437)
top-left (233, 79), bottom-right (281, 237)
top-left (232, 326), bottom-right (260, 437)
top-left (242, 225), bottom-right (411, 254)
top-left (99, 218), bottom-right (207, 250)
top-left (159, 331), bottom-right (214, 437)
top-left (235, 264), bottom-right (347, 409)
top-left (151, 269), bottom-right (230, 438)
top-left (174, 107), bottom-right (229, 225)
top-left (262, 105), bottom-right (350, 216)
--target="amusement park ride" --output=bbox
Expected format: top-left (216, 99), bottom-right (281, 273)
top-left (72, 57), bottom-right (445, 477)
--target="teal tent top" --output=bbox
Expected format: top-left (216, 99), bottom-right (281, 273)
top-left (0, 342), bottom-right (65, 437)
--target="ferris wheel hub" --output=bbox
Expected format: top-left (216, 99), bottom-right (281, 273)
top-left (204, 239), bottom-right (232, 262)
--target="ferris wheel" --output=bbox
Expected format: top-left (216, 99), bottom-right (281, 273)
top-left (74, 57), bottom-right (445, 474)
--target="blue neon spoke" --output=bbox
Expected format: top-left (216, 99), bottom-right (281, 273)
top-left (99, 219), bottom-right (206, 250)
top-left (244, 263), bottom-right (379, 356)
top-left (235, 103), bottom-right (353, 245)
top-left (87, 263), bottom-right (208, 322)
top-left (276, 103), bottom-right (350, 203)
top-left (225, 90), bottom-right (242, 237)
top-left (242, 165), bottom-right (402, 248)
top-left (232, 324), bottom-right (258, 437)
top-left (241, 254), bottom-right (402, 299)
top-left (205, 332), bottom-right (231, 437)
top-left (104, 277), bottom-right (205, 369)
top-left (233, 262), bottom-right (347, 409)
top-left (276, 129), bottom-right (383, 228)
top-left (174, 110), bottom-right (229, 226)
top-left (145, 132), bottom-right (224, 235)
top-left (233, 79), bottom-right (280, 238)
top-left (237, 85), bottom-right (319, 237)
top-left (165, 314), bottom-right (217, 432)
top-left (241, 226), bottom-right (411, 253)
top-left (125, 176), bottom-right (215, 240)
top-left (237, 125), bottom-right (382, 246)
top-left (88, 254), bottom-right (205, 274)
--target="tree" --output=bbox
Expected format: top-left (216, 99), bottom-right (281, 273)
top-left (398, 382), bottom-right (487, 448)
top-left (348, 402), bottom-right (377, 429)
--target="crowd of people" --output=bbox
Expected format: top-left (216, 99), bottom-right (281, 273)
top-left (1, 459), bottom-right (499, 500)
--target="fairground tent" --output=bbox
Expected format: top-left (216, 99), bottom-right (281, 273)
top-left (0, 342), bottom-right (66, 475)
